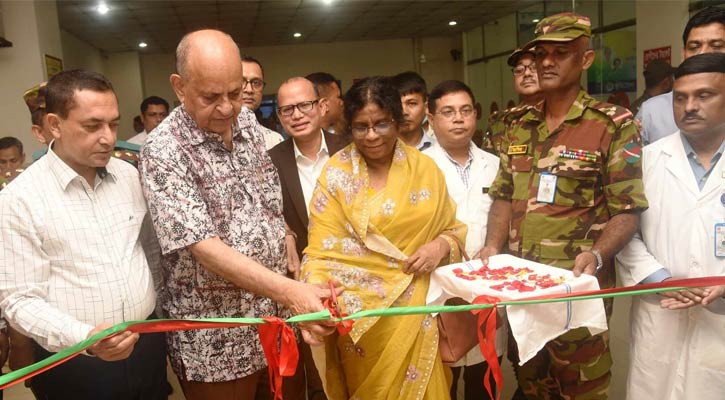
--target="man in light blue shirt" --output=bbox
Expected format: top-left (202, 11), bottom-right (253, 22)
top-left (636, 91), bottom-right (677, 144)
top-left (681, 132), bottom-right (724, 190)
top-left (636, 7), bottom-right (724, 144)
top-left (391, 71), bottom-right (436, 151)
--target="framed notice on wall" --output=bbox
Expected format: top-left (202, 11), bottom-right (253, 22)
top-left (44, 54), bottom-right (63, 80)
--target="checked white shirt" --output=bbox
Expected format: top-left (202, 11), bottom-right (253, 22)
top-left (0, 146), bottom-right (158, 352)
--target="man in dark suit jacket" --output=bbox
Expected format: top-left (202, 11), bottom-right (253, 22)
top-left (268, 77), bottom-right (348, 400)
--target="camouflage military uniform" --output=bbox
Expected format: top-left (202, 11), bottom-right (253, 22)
top-left (490, 89), bottom-right (648, 399)
top-left (482, 104), bottom-right (532, 156)
top-left (111, 141), bottom-right (141, 168)
top-left (1, 168), bottom-right (24, 190)
top-left (483, 47), bottom-right (539, 156)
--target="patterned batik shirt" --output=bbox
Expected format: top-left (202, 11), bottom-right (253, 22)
top-left (140, 106), bottom-right (287, 382)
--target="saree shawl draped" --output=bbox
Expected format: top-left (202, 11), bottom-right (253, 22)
top-left (301, 140), bottom-right (466, 399)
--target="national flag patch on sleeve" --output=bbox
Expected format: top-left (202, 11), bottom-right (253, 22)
top-left (623, 142), bottom-right (642, 163)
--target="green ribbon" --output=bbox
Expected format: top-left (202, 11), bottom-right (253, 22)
top-left (0, 284), bottom-right (698, 389)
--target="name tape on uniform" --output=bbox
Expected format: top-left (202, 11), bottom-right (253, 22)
top-left (507, 144), bottom-right (528, 155)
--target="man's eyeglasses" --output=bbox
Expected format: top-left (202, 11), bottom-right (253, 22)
top-left (512, 64), bottom-right (536, 76)
top-left (277, 100), bottom-right (319, 117)
top-left (243, 79), bottom-right (265, 91)
top-left (435, 106), bottom-right (475, 120)
top-left (350, 120), bottom-right (395, 138)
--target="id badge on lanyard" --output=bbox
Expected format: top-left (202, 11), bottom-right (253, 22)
top-left (536, 172), bottom-right (557, 204)
top-left (716, 222), bottom-right (725, 258)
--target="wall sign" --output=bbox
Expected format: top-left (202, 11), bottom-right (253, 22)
top-left (643, 46), bottom-right (671, 69)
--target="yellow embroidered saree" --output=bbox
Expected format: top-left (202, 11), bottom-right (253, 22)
top-left (301, 140), bottom-right (466, 400)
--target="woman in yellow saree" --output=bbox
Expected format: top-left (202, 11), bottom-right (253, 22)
top-left (300, 76), bottom-right (466, 400)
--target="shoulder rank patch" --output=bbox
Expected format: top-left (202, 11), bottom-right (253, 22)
top-left (623, 142), bottom-right (642, 163)
top-left (590, 102), bottom-right (634, 127)
top-left (507, 144), bottom-right (528, 155)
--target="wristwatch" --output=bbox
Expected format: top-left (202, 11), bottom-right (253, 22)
top-left (589, 249), bottom-right (603, 272)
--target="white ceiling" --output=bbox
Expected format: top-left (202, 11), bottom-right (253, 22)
top-left (57, 0), bottom-right (532, 53)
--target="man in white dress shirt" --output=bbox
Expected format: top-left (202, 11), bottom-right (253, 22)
top-left (242, 55), bottom-right (285, 149)
top-left (267, 77), bottom-right (348, 400)
top-left (127, 95), bottom-right (169, 145)
top-left (0, 69), bottom-right (166, 399)
top-left (422, 79), bottom-right (503, 400)
top-left (617, 52), bottom-right (725, 400)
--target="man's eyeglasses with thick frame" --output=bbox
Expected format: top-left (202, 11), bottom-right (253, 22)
top-left (277, 99), bottom-right (319, 117)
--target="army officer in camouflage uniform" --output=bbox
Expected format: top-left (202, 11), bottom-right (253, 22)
top-left (482, 48), bottom-right (544, 156)
top-left (478, 13), bottom-right (648, 400)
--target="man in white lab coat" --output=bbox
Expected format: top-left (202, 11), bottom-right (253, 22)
top-left (422, 80), bottom-right (503, 400)
top-left (617, 52), bottom-right (725, 400)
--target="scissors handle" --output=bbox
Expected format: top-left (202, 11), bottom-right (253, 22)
top-left (328, 280), bottom-right (342, 316)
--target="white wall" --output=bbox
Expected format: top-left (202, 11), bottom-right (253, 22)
top-left (103, 52), bottom-right (144, 139)
top-left (61, 32), bottom-right (141, 138)
top-left (635, 0), bottom-right (689, 93)
top-left (0, 0), bottom-right (49, 157)
top-left (244, 36), bottom-right (461, 94)
top-left (418, 35), bottom-right (465, 88)
top-left (248, 37), bottom-right (415, 92)
top-left (140, 53), bottom-right (177, 108)
top-left (139, 35), bottom-right (463, 106)
top-left (464, 13), bottom-right (519, 130)
top-left (61, 29), bottom-right (104, 72)
top-left (33, 0), bottom-right (62, 70)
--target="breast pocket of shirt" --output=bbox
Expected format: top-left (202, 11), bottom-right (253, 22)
top-left (118, 208), bottom-right (149, 243)
top-left (552, 159), bottom-right (602, 208)
top-left (511, 156), bottom-right (533, 200)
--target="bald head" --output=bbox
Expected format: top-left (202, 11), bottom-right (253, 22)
top-left (277, 77), bottom-right (319, 103)
top-left (170, 29), bottom-right (245, 136)
top-left (176, 29), bottom-right (241, 79)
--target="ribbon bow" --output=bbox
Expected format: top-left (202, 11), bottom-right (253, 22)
top-left (258, 317), bottom-right (300, 400)
top-left (471, 295), bottom-right (503, 400)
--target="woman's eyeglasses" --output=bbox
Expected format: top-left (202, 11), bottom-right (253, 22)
top-left (350, 120), bottom-right (395, 138)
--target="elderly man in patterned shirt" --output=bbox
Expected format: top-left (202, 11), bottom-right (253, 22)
top-left (140, 29), bottom-right (337, 399)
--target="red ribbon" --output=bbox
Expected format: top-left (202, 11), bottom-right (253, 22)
top-left (0, 352), bottom-right (82, 391)
top-left (464, 276), bottom-right (725, 400)
top-left (258, 317), bottom-right (300, 400)
top-left (5, 276), bottom-right (725, 393)
top-left (519, 276), bottom-right (725, 302)
top-left (471, 295), bottom-right (503, 400)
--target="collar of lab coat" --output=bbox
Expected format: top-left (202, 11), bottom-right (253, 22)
top-left (658, 131), bottom-right (723, 199)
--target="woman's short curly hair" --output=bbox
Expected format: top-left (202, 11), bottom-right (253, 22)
top-left (343, 76), bottom-right (404, 136)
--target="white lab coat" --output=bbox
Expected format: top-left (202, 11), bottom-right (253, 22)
top-left (616, 132), bottom-right (725, 400)
top-left (423, 142), bottom-right (505, 364)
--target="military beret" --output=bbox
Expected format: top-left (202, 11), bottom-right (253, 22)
top-left (23, 82), bottom-right (47, 115)
top-left (524, 12), bottom-right (592, 50)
